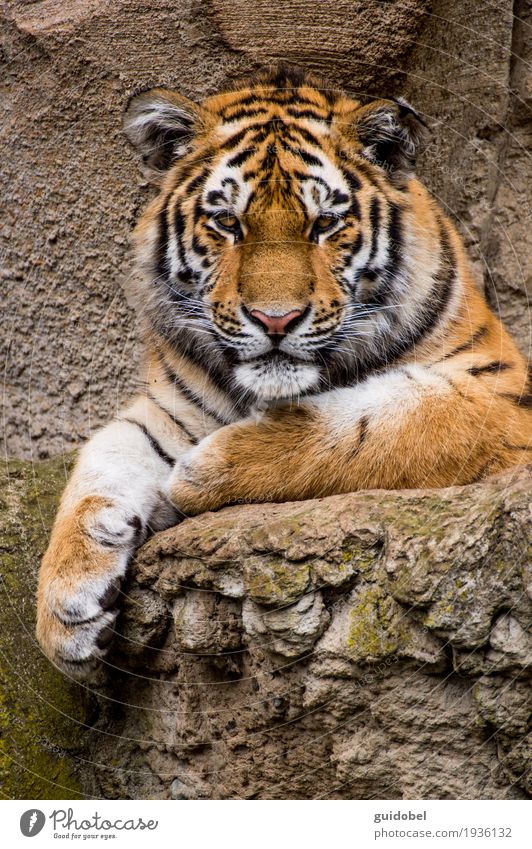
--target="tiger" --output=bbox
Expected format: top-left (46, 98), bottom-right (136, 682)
top-left (36, 66), bottom-right (531, 676)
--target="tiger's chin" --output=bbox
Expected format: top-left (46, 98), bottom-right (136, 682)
top-left (234, 355), bottom-right (320, 401)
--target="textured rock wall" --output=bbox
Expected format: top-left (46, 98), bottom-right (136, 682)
top-left (1, 0), bottom-right (530, 458)
top-left (2, 458), bottom-right (529, 799)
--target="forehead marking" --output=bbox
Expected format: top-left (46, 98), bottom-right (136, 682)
top-left (201, 103), bottom-right (355, 218)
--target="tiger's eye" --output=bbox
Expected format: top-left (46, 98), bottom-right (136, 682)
top-left (214, 212), bottom-right (239, 232)
top-left (310, 213), bottom-right (341, 242)
top-left (314, 214), bottom-right (338, 232)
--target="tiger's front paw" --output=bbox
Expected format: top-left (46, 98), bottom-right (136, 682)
top-left (167, 435), bottom-right (234, 516)
top-left (36, 497), bottom-right (143, 678)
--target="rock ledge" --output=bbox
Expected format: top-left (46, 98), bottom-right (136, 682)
top-left (107, 465), bottom-right (531, 799)
top-left (1, 458), bottom-right (529, 799)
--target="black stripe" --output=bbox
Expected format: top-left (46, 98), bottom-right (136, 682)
top-left (286, 107), bottom-right (329, 121)
top-left (173, 152), bottom-right (214, 187)
top-left (292, 170), bottom-right (331, 191)
top-left (223, 107), bottom-right (269, 122)
top-left (351, 232), bottom-right (363, 255)
top-left (296, 148), bottom-right (323, 167)
top-left (269, 92), bottom-right (325, 107)
top-left (439, 325), bottom-right (489, 361)
top-left (363, 202), bottom-right (402, 307)
top-left (501, 439), bottom-right (532, 451)
top-left (176, 268), bottom-right (198, 287)
top-left (206, 189), bottom-right (225, 206)
top-left (347, 157), bottom-right (381, 188)
top-left (227, 148), bottom-right (256, 168)
top-left (146, 392), bottom-right (199, 445)
top-left (227, 84), bottom-right (328, 110)
top-left (342, 170), bottom-right (361, 218)
top-left (184, 167), bottom-right (210, 194)
top-left (342, 168), bottom-right (362, 194)
top-left (174, 206), bottom-right (185, 237)
top-left (122, 419), bottom-right (175, 466)
top-left (358, 416), bottom-right (369, 447)
top-left (158, 352), bottom-right (229, 425)
top-left (171, 203), bottom-right (199, 288)
top-left (173, 205), bottom-right (192, 277)
top-left (331, 189), bottom-right (349, 206)
top-left (248, 122), bottom-right (274, 143)
top-left (251, 152), bottom-right (296, 185)
top-left (192, 197), bottom-right (207, 227)
top-left (221, 176), bottom-right (238, 190)
top-left (155, 202), bottom-right (169, 284)
top-left (468, 361), bottom-right (513, 376)
top-left (499, 392), bottom-right (532, 409)
top-left (221, 94), bottom-right (259, 109)
top-left (287, 124), bottom-right (321, 148)
top-left (388, 203), bottom-right (403, 260)
top-left (227, 89), bottom-right (325, 110)
top-left (340, 233), bottom-right (364, 282)
top-left (191, 234), bottom-right (208, 257)
top-left (221, 126), bottom-right (256, 151)
top-left (368, 196), bottom-right (381, 265)
top-left (257, 140), bottom-right (277, 174)
top-left (349, 415), bottom-right (369, 459)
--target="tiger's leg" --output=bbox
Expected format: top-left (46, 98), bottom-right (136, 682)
top-left (36, 395), bottom-right (197, 676)
top-left (168, 363), bottom-right (530, 514)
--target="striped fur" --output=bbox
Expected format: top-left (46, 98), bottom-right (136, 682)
top-left (37, 67), bottom-right (531, 675)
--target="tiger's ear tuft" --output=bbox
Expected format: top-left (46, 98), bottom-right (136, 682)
top-left (353, 97), bottom-right (429, 183)
top-left (123, 88), bottom-right (204, 181)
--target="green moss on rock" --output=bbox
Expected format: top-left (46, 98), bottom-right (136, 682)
top-left (0, 455), bottom-right (93, 799)
top-left (312, 543), bottom-right (379, 588)
top-left (346, 584), bottom-right (406, 662)
top-left (243, 555), bottom-right (310, 605)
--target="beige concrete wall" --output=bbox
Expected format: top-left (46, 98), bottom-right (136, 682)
top-left (2, 0), bottom-right (530, 459)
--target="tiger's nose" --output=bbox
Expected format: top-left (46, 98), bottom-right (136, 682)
top-left (248, 308), bottom-right (305, 336)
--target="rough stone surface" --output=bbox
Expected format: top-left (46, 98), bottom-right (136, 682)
top-left (3, 457), bottom-right (527, 799)
top-left (98, 464), bottom-right (530, 800)
top-left (2, 0), bottom-right (530, 458)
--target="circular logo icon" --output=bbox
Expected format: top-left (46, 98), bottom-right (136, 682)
top-left (20, 810), bottom-right (46, 837)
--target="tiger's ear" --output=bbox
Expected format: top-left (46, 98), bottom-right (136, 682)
top-left (352, 98), bottom-right (429, 183)
top-left (123, 87), bottom-right (206, 181)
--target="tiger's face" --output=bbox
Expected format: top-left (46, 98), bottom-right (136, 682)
top-left (125, 68), bottom-right (429, 402)
top-left (184, 117), bottom-right (353, 399)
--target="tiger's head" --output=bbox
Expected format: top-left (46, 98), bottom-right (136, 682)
top-left (124, 67), bottom-right (434, 403)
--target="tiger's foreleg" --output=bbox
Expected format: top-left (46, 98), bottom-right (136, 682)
top-left (36, 396), bottom-right (194, 676)
top-left (168, 364), bottom-right (522, 514)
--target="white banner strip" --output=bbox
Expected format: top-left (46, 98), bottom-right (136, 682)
top-left (3, 799), bottom-right (530, 848)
